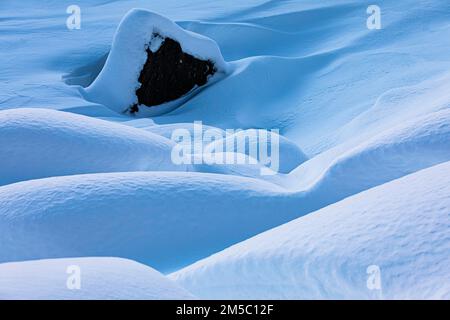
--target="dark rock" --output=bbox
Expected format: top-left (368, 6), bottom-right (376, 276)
top-left (134, 34), bottom-right (216, 111)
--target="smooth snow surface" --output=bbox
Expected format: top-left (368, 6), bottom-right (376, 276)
top-left (0, 171), bottom-right (294, 271)
top-left (171, 162), bottom-right (450, 299)
top-left (0, 257), bottom-right (194, 300)
top-left (0, 108), bottom-right (185, 186)
top-left (1, 0), bottom-right (449, 299)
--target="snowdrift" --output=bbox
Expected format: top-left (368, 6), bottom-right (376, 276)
top-left (171, 161), bottom-right (450, 299)
top-left (190, 152), bottom-right (276, 179)
top-left (153, 1), bottom-right (450, 157)
top-left (0, 109), bottom-right (449, 272)
top-left (85, 9), bottom-right (229, 116)
top-left (0, 257), bottom-right (194, 300)
top-left (1, 0), bottom-right (450, 299)
top-left (0, 108), bottom-right (185, 186)
top-left (285, 109), bottom-right (450, 201)
top-left (0, 171), bottom-right (296, 272)
top-left (204, 129), bottom-right (308, 174)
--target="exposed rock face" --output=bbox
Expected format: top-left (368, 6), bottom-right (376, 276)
top-left (134, 34), bottom-right (216, 112)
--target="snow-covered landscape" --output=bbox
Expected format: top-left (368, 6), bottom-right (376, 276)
top-left (0, 0), bottom-right (449, 300)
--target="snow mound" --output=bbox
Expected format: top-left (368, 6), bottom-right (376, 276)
top-left (189, 152), bottom-right (276, 180)
top-left (146, 123), bottom-right (225, 142)
top-left (85, 9), bottom-right (229, 116)
top-left (0, 257), bottom-right (194, 300)
top-left (0, 109), bottom-right (449, 272)
top-left (171, 161), bottom-right (450, 299)
top-left (0, 108), bottom-right (185, 186)
top-left (284, 109), bottom-right (450, 208)
top-left (1, 1), bottom-right (450, 299)
top-left (0, 171), bottom-right (293, 272)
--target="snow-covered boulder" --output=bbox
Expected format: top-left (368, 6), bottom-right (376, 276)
top-left (171, 161), bottom-right (450, 299)
top-left (0, 171), bottom-right (295, 272)
top-left (0, 257), bottom-right (194, 300)
top-left (0, 108), bottom-right (185, 186)
top-left (85, 9), bottom-right (229, 116)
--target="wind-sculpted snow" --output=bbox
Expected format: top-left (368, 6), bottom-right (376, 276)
top-left (1, 0), bottom-right (450, 299)
top-left (205, 129), bottom-right (308, 174)
top-left (0, 257), bottom-right (194, 300)
top-left (1, 109), bottom-right (449, 272)
top-left (285, 109), bottom-right (450, 205)
top-left (171, 161), bottom-right (450, 299)
top-left (0, 108), bottom-right (186, 186)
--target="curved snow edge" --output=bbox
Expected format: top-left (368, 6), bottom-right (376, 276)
top-left (85, 9), bottom-right (229, 115)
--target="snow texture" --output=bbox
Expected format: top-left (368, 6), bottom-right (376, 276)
top-left (0, 257), bottom-right (194, 300)
top-left (0, 108), bottom-right (186, 186)
top-left (171, 161), bottom-right (450, 300)
top-left (0, 109), bottom-right (448, 272)
top-left (0, 0), bottom-right (449, 299)
top-left (85, 9), bottom-right (229, 116)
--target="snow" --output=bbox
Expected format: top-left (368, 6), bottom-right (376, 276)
top-left (84, 9), bottom-right (229, 116)
top-left (0, 171), bottom-right (292, 272)
top-left (190, 152), bottom-right (275, 179)
top-left (171, 161), bottom-right (450, 299)
top-left (0, 257), bottom-right (194, 300)
top-left (0, 108), bottom-right (186, 186)
top-left (204, 129), bottom-right (308, 174)
top-left (1, 108), bottom-right (448, 273)
top-left (283, 108), bottom-right (450, 206)
top-left (0, 0), bottom-right (449, 299)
